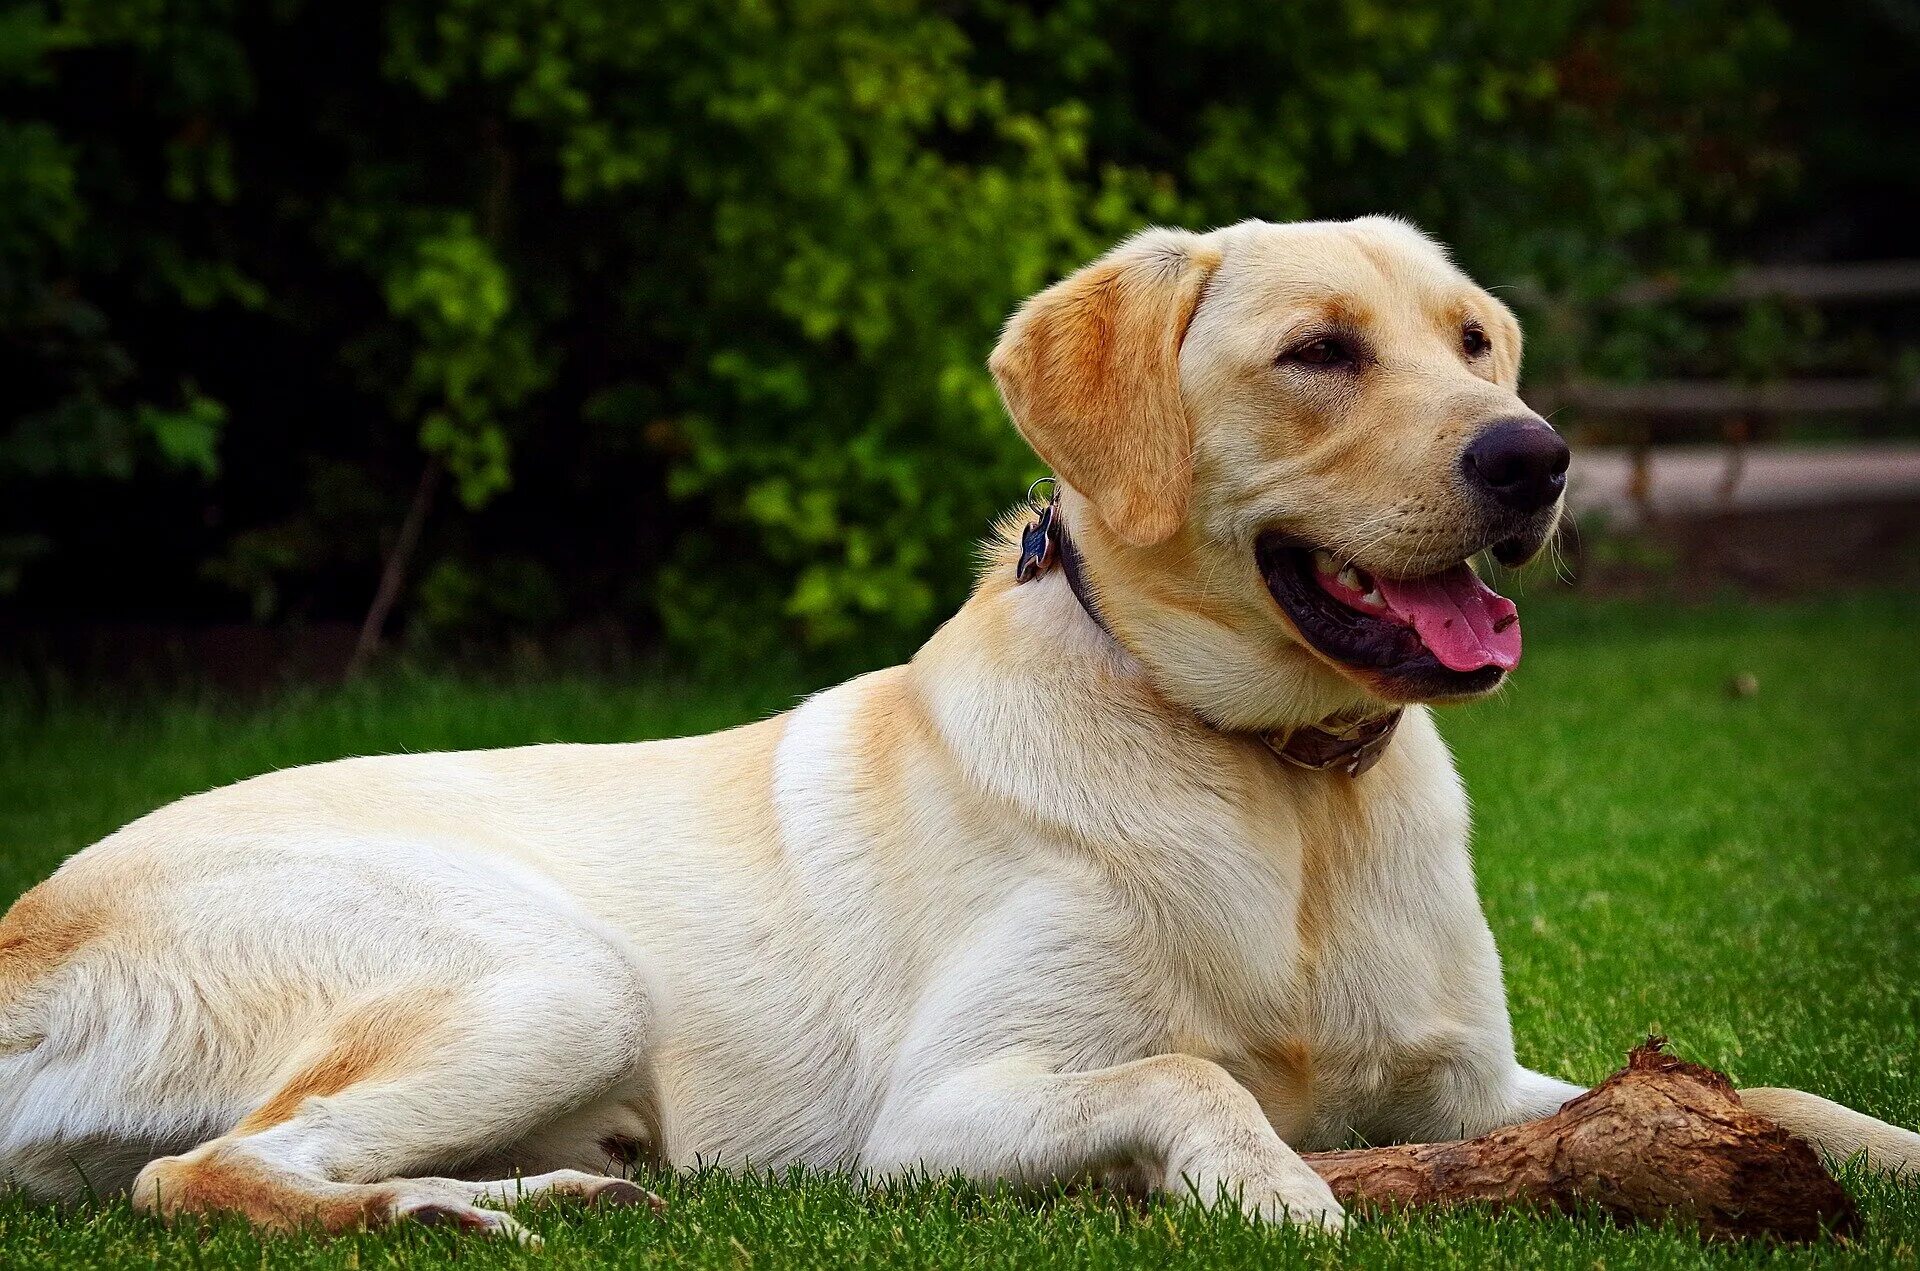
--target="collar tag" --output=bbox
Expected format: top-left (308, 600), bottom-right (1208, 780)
top-left (1015, 499), bottom-right (1057, 583)
top-left (1014, 477), bottom-right (1059, 584)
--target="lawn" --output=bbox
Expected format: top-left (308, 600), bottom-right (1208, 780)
top-left (2, 592), bottom-right (1917, 1268)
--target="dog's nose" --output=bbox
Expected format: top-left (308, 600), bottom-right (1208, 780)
top-left (1462, 419), bottom-right (1570, 514)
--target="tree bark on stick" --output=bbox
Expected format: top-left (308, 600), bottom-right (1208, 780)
top-left (1301, 1039), bottom-right (1857, 1243)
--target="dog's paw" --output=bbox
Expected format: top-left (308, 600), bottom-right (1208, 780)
top-left (1179, 1164), bottom-right (1346, 1231)
top-left (523, 1170), bottom-right (666, 1211)
top-left (1249, 1186), bottom-right (1346, 1232)
top-left (391, 1195), bottom-right (542, 1245)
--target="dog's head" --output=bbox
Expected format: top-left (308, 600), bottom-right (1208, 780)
top-left (990, 217), bottom-right (1566, 728)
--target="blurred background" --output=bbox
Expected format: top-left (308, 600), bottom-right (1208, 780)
top-left (2, 0), bottom-right (1916, 686)
top-left (5, 17), bottom-right (1919, 1255)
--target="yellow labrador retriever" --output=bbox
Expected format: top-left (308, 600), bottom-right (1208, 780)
top-left (2, 217), bottom-right (1913, 1237)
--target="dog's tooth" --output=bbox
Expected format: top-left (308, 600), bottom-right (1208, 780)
top-left (1338, 567), bottom-right (1362, 592)
top-left (1359, 589), bottom-right (1385, 609)
top-left (1312, 549), bottom-right (1337, 575)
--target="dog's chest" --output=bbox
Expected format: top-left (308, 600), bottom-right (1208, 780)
top-left (1217, 936), bottom-right (1490, 1151)
top-left (1179, 750), bottom-right (1499, 1148)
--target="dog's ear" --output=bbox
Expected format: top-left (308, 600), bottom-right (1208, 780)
top-left (990, 228), bottom-right (1221, 547)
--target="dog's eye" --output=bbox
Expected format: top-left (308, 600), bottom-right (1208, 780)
top-left (1462, 323), bottom-right (1492, 358)
top-left (1284, 337), bottom-right (1356, 368)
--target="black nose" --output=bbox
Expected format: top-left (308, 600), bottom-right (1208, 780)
top-left (1462, 418), bottom-right (1569, 514)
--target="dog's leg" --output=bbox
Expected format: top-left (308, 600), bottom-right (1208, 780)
top-left (410, 1167), bottom-right (662, 1209)
top-left (1734, 1088), bottom-right (1920, 1177)
top-left (1457, 1065), bottom-right (1920, 1179)
top-left (865, 1054), bottom-right (1344, 1229)
top-left (1353, 1066), bottom-right (1582, 1148)
top-left (1499, 1066), bottom-right (1588, 1123)
top-left (130, 963), bottom-right (658, 1239)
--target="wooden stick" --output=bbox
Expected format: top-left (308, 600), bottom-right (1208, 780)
top-left (1301, 1039), bottom-right (1858, 1243)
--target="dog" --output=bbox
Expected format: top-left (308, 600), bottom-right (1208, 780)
top-left (3, 217), bottom-right (1915, 1239)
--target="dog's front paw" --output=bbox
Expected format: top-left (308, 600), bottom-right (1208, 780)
top-left (1181, 1164), bottom-right (1346, 1231)
top-left (1248, 1179), bottom-right (1345, 1231)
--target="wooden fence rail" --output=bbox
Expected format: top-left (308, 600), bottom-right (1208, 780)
top-left (1519, 259), bottom-right (1920, 519)
top-left (1531, 378), bottom-right (1920, 418)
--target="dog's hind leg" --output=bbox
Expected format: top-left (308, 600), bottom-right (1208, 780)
top-left (130, 953), bottom-right (661, 1239)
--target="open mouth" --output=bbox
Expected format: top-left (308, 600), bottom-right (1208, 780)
top-left (1256, 533), bottom-right (1520, 699)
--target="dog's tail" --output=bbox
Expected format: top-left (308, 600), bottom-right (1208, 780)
top-left (1741, 1087), bottom-right (1920, 1178)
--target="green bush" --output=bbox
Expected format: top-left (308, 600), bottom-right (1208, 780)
top-left (0, 0), bottom-right (1844, 667)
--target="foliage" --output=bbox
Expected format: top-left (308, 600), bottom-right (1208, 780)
top-left (0, 0), bottom-right (1881, 665)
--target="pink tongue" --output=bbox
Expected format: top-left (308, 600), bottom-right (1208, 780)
top-left (1374, 565), bottom-right (1521, 672)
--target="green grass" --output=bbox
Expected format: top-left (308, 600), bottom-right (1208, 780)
top-left (2, 593), bottom-right (1917, 1268)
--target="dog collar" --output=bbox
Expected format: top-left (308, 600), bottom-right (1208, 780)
top-left (1014, 483), bottom-right (1401, 778)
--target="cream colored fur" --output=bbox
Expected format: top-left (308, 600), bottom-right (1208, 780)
top-left (1, 218), bottom-right (1913, 1239)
